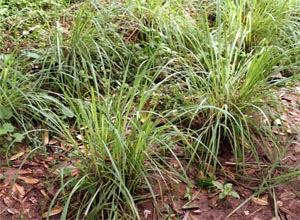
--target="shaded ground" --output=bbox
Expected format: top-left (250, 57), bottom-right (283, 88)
top-left (0, 85), bottom-right (300, 220)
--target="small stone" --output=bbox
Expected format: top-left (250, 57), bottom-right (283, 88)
top-left (144, 210), bottom-right (151, 218)
top-left (277, 200), bottom-right (283, 207)
top-left (244, 210), bottom-right (250, 216)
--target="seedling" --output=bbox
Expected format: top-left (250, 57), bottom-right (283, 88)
top-left (212, 181), bottom-right (240, 199)
top-left (0, 106), bottom-right (24, 143)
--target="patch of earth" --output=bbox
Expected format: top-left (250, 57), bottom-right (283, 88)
top-left (0, 152), bottom-right (63, 220)
top-left (136, 154), bottom-right (300, 220)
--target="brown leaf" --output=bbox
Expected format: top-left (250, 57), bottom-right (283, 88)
top-left (60, 142), bottom-right (67, 149)
top-left (197, 170), bottom-right (205, 179)
top-left (70, 168), bottom-right (79, 177)
top-left (272, 129), bottom-right (285, 136)
top-left (252, 197), bottom-right (268, 206)
top-left (43, 130), bottom-right (49, 145)
top-left (7, 208), bottom-right (20, 215)
top-left (40, 189), bottom-right (50, 200)
top-left (42, 161), bottom-right (50, 169)
top-left (18, 176), bottom-right (39, 184)
top-left (18, 169), bottom-right (33, 175)
top-left (44, 156), bottom-right (54, 162)
top-left (42, 207), bottom-right (63, 218)
top-left (3, 197), bottom-right (13, 206)
top-left (279, 206), bottom-right (299, 218)
top-left (12, 183), bottom-right (26, 199)
top-left (279, 191), bottom-right (296, 201)
top-left (246, 168), bottom-right (257, 175)
top-left (10, 151), bottom-right (25, 161)
top-left (0, 183), bottom-right (9, 189)
top-left (48, 139), bottom-right (58, 145)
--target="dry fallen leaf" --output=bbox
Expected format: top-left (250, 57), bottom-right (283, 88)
top-left (43, 130), bottom-right (49, 145)
top-left (279, 191), bottom-right (296, 201)
top-left (18, 169), bottom-right (33, 175)
top-left (18, 176), bottom-right (39, 184)
top-left (197, 170), bottom-right (205, 179)
top-left (60, 142), bottom-right (67, 149)
top-left (40, 189), bottom-right (50, 200)
top-left (246, 168), bottom-right (257, 175)
top-left (3, 196), bottom-right (13, 206)
top-left (48, 139), bottom-right (58, 145)
top-left (252, 197), bottom-right (268, 206)
top-left (42, 161), bottom-right (50, 169)
top-left (12, 183), bottom-right (26, 199)
top-left (279, 206), bottom-right (299, 218)
top-left (0, 183), bottom-right (9, 189)
top-left (10, 151), bottom-right (25, 161)
top-left (7, 208), bottom-right (20, 215)
top-left (272, 129), bottom-right (285, 136)
top-left (70, 168), bottom-right (79, 177)
top-left (42, 206), bottom-right (63, 218)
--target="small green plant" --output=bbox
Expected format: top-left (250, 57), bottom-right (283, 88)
top-left (212, 181), bottom-right (240, 200)
top-left (0, 105), bottom-right (24, 143)
top-left (0, 105), bottom-right (13, 120)
top-left (0, 123), bottom-right (24, 143)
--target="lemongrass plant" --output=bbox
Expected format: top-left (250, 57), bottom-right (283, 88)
top-left (44, 56), bottom-right (192, 219)
top-left (170, 1), bottom-right (300, 176)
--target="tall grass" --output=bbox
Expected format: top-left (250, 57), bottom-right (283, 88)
top-left (45, 60), bottom-right (192, 219)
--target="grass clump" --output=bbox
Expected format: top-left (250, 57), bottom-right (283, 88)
top-left (48, 65), bottom-right (189, 219)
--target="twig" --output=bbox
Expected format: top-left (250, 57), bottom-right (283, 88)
top-left (0, 208), bottom-right (7, 215)
top-left (182, 211), bottom-right (190, 220)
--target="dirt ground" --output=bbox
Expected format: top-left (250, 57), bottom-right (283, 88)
top-left (1, 85), bottom-right (300, 220)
